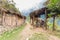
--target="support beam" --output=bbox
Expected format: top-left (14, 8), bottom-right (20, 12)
top-left (45, 9), bottom-right (47, 30)
top-left (53, 15), bottom-right (55, 31)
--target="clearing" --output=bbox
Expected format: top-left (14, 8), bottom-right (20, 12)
top-left (14, 21), bottom-right (60, 40)
top-left (0, 21), bottom-right (60, 40)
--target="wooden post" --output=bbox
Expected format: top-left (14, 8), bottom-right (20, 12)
top-left (2, 11), bottom-right (6, 26)
top-left (0, 9), bottom-right (3, 25)
top-left (45, 8), bottom-right (47, 30)
top-left (53, 15), bottom-right (55, 31)
top-left (16, 15), bottom-right (18, 27)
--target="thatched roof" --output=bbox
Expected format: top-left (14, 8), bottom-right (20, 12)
top-left (0, 7), bottom-right (7, 12)
top-left (0, 7), bottom-right (24, 18)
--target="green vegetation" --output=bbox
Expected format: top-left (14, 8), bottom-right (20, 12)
top-left (0, 24), bottom-right (26, 40)
top-left (47, 0), bottom-right (60, 12)
top-left (45, 26), bottom-right (60, 38)
top-left (29, 33), bottom-right (48, 40)
top-left (49, 28), bottom-right (60, 38)
top-left (52, 31), bottom-right (60, 38)
top-left (44, 0), bottom-right (60, 31)
top-left (0, 0), bottom-right (19, 12)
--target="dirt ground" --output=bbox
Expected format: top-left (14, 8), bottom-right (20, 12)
top-left (15, 21), bottom-right (60, 40)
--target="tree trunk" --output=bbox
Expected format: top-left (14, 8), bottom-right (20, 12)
top-left (53, 16), bottom-right (55, 31)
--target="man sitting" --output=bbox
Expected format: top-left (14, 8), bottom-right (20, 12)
top-left (36, 18), bottom-right (45, 28)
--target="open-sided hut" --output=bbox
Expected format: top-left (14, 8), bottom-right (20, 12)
top-left (0, 7), bottom-right (25, 27)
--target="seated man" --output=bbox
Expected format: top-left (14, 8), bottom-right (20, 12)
top-left (36, 18), bottom-right (45, 28)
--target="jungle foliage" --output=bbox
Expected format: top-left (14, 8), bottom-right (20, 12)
top-left (0, 0), bottom-right (19, 12)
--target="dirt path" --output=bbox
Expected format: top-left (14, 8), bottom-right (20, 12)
top-left (19, 22), bottom-right (33, 40)
top-left (15, 21), bottom-right (60, 40)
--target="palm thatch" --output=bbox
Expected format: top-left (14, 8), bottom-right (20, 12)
top-left (0, 7), bottom-right (24, 18)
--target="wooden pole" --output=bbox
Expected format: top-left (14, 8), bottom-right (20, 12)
top-left (45, 8), bottom-right (47, 30)
top-left (53, 15), bottom-right (55, 31)
top-left (16, 15), bottom-right (18, 27)
top-left (0, 9), bottom-right (3, 25)
top-left (2, 12), bottom-right (6, 26)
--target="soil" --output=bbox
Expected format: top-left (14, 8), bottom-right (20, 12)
top-left (15, 21), bottom-right (60, 40)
